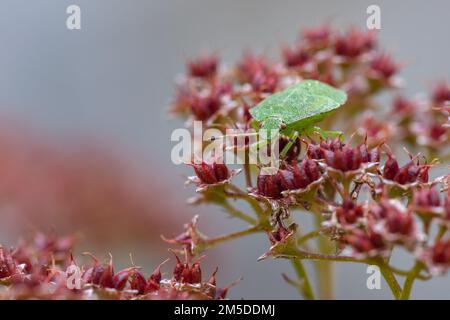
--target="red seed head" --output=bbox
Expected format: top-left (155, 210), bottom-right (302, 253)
top-left (413, 187), bottom-right (441, 208)
top-left (334, 28), bottom-right (375, 57)
top-left (431, 239), bottom-right (450, 265)
top-left (385, 208), bottom-right (414, 236)
top-left (336, 199), bottom-right (364, 225)
top-left (302, 159), bottom-right (320, 182)
top-left (130, 270), bottom-right (147, 294)
top-left (192, 162), bottom-right (230, 184)
top-left (187, 54), bottom-right (219, 78)
top-left (344, 228), bottom-right (386, 254)
top-left (370, 53), bottom-right (398, 79)
top-left (432, 81), bottom-right (450, 105)
top-left (383, 154), bottom-right (400, 180)
top-left (257, 172), bottom-right (282, 198)
top-left (189, 263), bottom-right (202, 284)
top-left (112, 267), bottom-right (135, 291)
top-left (282, 45), bottom-right (309, 68)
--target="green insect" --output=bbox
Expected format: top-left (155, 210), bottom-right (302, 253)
top-left (249, 79), bottom-right (347, 156)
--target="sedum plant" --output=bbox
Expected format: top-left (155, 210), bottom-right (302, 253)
top-left (169, 24), bottom-right (450, 300)
top-left (0, 24), bottom-right (449, 300)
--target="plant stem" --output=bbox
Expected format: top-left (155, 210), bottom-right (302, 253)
top-left (244, 162), bottom-right (253, 188)
top-left (373, 258), bottom-right (402, 299)
top-left (400, 261), bottom-right (423, 300)
top-left (290, 259), bottom-right (316, 300)
top-left (297, 229), bottom-right (323, 245)
top-left (226, 184), bottom-right (265, 217)
top-left (203, 225), bottom-right (263, 249)
top-left (220, 201), bottom-right (257, 225)
top-left (312, 209), bottom-right (334, 299)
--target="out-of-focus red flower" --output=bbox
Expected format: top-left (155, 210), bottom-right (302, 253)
top-left (0, 123), bottom-right (184, 245)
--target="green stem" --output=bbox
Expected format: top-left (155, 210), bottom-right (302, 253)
top-left (313, 209), bottom-right (334, 299)
top-left (400, 262), bottom-right (423, 300)
top-left (220, 201), bottom-right (257, 225)
top-left (203, 225), bottom-right (263, 249)
top-left (290, 259), bottom-right (316, 300)
top-left (373, 258), bottom-right (402, 300)
top-left (297, 229), bottom-right (323, 245)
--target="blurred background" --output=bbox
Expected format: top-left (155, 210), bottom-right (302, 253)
top-left (0, 0), bottom-right (449, 299)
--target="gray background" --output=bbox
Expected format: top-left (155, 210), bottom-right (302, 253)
top-left (0, 0), bottom-right (449, 299)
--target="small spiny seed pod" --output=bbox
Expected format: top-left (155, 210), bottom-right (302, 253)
top-left (98, 257), bottom-right (114, 288)
top-left (329, 149), bottom-right (347, 171)
top-left (344, 228), bottom-right (386, 254)
top-left (302, 159), bottom-right (320, 182)
top-left (149, 258), bottom-right (169, 285)
top-left (385, 209), bottom-right (414, 236)
top-left (207, 267), bottom-right (219, 287)
top-left (336, 199), bottom-right (364, 224)
top-left (192, 162), bottom-right (230, 184)
top-left (189, 262), bottom-right (202, 284)
top-left (358, 143), bottom-right (370, 163)
top-left (112, 267), bottom-right (134, 291)
top-left (383, 155), bottom-right (400, 180)
top-left (291, 163), bottom-right (311, 189)
top-left (307, 143), bottom-right (325, 160)
top-left (130, 270), bottom-right (147, 294)
top-left (172, 253), bottom-right (185, 282)
top-left (257, 172), bottom-right (282, 198)
top-left (418, 165), bottom-right (430, 183)
top-left (277, 169), bottom-right (296, 190)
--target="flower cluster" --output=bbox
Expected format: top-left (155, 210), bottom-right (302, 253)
top-left (0, 233), bottom-right (234, 300)
top-left (168, 24), bottom-right (449, 300)
top-left (171, 26), bottom-right (401, 131)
